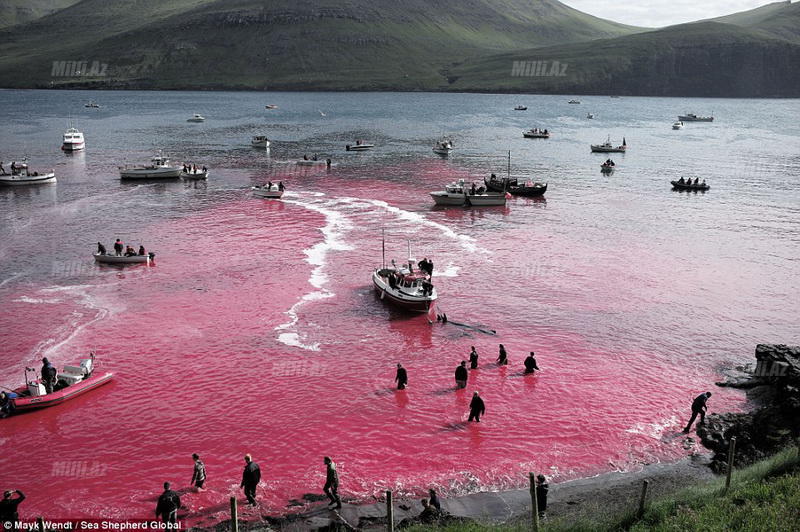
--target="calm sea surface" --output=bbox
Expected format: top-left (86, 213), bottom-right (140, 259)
top-left (1, 90), bottom-right (799, 523)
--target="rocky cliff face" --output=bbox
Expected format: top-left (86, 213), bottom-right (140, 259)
top-left (699, 344), bottom-right (800, 473)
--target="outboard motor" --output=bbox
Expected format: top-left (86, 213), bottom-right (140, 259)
top-left (25, 367), bottom-right (45, 397)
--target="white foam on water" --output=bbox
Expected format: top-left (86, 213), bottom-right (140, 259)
top-left (12, 296), bottom-right (62, 304)
top-left (625, 415), bottom-right (680, 439)
top-left (437, 262), bottom-right (460, 278)
top-left (274, 195), bottom-right (354, 350)
top-left (0, 272), bottom-right (24, 290)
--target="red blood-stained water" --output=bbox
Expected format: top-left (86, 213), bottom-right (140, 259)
top-left (1, 158), bottom-right (793, 526)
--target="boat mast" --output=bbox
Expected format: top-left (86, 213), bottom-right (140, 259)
top-left (507, 150), bottom-right (511, 179)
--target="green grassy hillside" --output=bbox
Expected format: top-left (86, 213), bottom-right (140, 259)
top-left (0, 0), bottom-right (643, 90)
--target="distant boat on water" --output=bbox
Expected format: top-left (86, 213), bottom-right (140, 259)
top-left (678, 113), bottom-right (713, 122)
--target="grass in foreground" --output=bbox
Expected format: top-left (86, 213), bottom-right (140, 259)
top-left (404, 447), bottom-right (800, 532)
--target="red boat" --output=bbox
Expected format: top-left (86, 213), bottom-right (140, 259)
top-left (1, 354), bottom-right (113, 416)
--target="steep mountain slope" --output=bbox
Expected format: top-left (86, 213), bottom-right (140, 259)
top-left (0, 0), bottom-right (80, 29)
top-left (0, 0), bottom-right (643, 89)
top-left (445, 22), bottom-right (800, 97)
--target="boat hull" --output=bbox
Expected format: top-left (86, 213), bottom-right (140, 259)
top-left (430, 192), bottom-right (466, 206)
top-left (671, 180), bottom-right (710, 191)
top-left (297, 160), bottom-right (328, 166)
top-left (432, 148), bottom-right (453, 156)
top-left (591, 146), bottom-right (626, 153)
top-left (93, 253), bottom-right (150, 264)
top-left (252, 187), bottom-right (284, 199)
top-left (523, 133), bottom-right (550, 138)
top-left (62, 142), bottom-right (85, 151)
top-left (346, 145), bottom-right (374, 151)
top-left (484, 176), bottom-right (546, 197)
top-left (9, 372), bottom-right (114, 413)
top-left (0, 173), bottom-right (56, 185)
top-left (181, 170), bottom-right (208, 179)
top-left (119, 168), bottom-right (181, 179)
top-left (467, 194), bottom-right (507, 206)
top-left (678, 116), bottom-right (713, 122)
top-left (372, 271), bottom-right (435, 313)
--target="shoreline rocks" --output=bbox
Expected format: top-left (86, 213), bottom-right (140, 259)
top-left (700, 344), bottom-right (800, 473)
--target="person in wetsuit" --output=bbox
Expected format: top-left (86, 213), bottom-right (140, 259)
top-left (154, 482), bottom-right (180, 525)
top-left (524, 352), bottom-right (540, 374)
top-left (469, 347), bottom-right (479, 369)
top-left (323, 456), bottom-right (341, 509)
top-left (190, 453), bottom-right (206, 491)
top-left (455, 361), bottom-right (468, 389)
top-left (97, 242), bottom-right (106, 255)
top-left (138, 245), bottom-right (146, 256)
top-left (114, 239), bottom-right (123, 256)
top-left (497, 344), bottom-right (508, 365)
top-left (0, 489), bottom-right (25, 522)
top-left (241, 454), bottom-right (261, 506)
top-left (468, 391), bottom-right (485, 422)
top-left (41, 357), bottom-right (57, 394)
top-left (683, 392), bottom-right (712, 433)
top-left (395, 363), bottom-right (408, 390)
top-left (0, 391), bottom-right (18, 417)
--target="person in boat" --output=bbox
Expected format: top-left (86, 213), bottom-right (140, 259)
top-left (303, 154), bottom-right (309, 160)
top-left (544, 129), bottom-right (548, 135)
top-left (97, 242), bottom-right (106, 255)
top-left (524, 352), bottom-right (540, 374)
top-left (154, 482), bottom-right (181, 525)
top-left (190, 453), bottom-right (206, 491)
top-left (0, 161), bottom-right (5, 175)
top-left (278, 181), bottom-right (285, 191)
top-left (312, 154), bottom-right (318, 161)
top-left (490, 173), bottom-right (497, 182)
top-left (323, 456), bottom-right (341, 509)
top-left (469, 346), bottom-right (479, 369)
top-left (497, 344), bottom-right (508, 365)
top-left (395, 363), bottom-right (408, 390)
top-left (114, 239), bottom-right (123, 256)
top-left (0, 489), bottom-right (26, 522)
top-left (41, 357), bottom-right (58, 394)
top-left (388, 273), bottom-right (397, 289)
top-left (10, 161), bottom-right (17, 175)
top-left (468, 391), bottom-right (485, 422)
top-left (683, 391), bottom-right (712, 433)
top-left (138, 245), bottom-right (146, 256)
top-left (124, 246), bottom-right (136, 257)
top-left (0, 391), bottom-right (18, 417)
top-left (421, 279), bottom-right (433, 297)
top-left (470, 182), bottom-right (477, 195)
top-left (455, 361), bottom-right (468, 389)
top-left (202, 166), bottom-right (207, 173)
top-left (678, 177), bottom-right (685, 184)
top-left (326, 158), bottom-right (332, 167)
top-left (694, 177), bottom-right (700, 185)
top-left (241, 454), bottom-right (261, 506)
top-left (701, 179), bottom-right (706, 185)
top-left (267, 181), bottom-right (273, 190)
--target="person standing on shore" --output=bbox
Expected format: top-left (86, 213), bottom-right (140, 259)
top-left (428, 488), bottom-right (441, 511)
top-left (469, 347), bottom-right (479, 369)
top-left (241, 454), bottom-right (261, 506)
top-left (524, 352), bottom-right (540, 374)
top-left (468, 392), bottom-right (485, 422)
top-left (395, 363), bottom-right (408, 390)
top-left (497, 344), bottom-right (508, 365)
top-left (683, 392), bottom-right (712, 433)
top-left (323, 456), bottom-right (341, 509)
top-left (536, 474), bottom-right (548, 519)
top-left (154, 482), bottom-right (180, 525)
top-left (190, 453), bottom-right (206, 491)
top-left (0, 489), bottom-right (25, 522)
top-left (455, 361), bottom-right (468, 389)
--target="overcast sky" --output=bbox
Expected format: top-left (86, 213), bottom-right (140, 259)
top-left (562, 0), bottom-right (784, 27)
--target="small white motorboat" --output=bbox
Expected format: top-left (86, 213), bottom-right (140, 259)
top-left (181, 169), bottom-right (208, 179)
top-left (93, 252), bottom-right (154, 264)
top-left (0, 160), bottom-right (56, 185)
top-left (84, 101), bottom-right (100, 108)
top-left (568, 99), bottom-right (581, 104)
top-left (430, 179), bottom-right (468, 206)
top-left (297, 158), bottom-right (331, 166)
top-left (432, 139), bottom-right (454, 156)
top-left (265, 104), bottom-right (278, 110)
top-left (523, 129), bottom-right (550, 138)
top-left (590, 136), bottom-right (627, 153)
top-left (62, 127), bottom-right (85, 151)
top-left (345, 141), bottom-right (374, 151)
top-left (119, 155), bottom-right (182, 179)
top-left (251, 184), bottom-right (284, 199)
top-left (672, 121), bottom-right (684, 130)
top-left (251, 135), bottom-right (270, 148)
top-left (187, 114), bottom-right (205, 123)
top-left (678, 113), bottom-right (713, 122)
